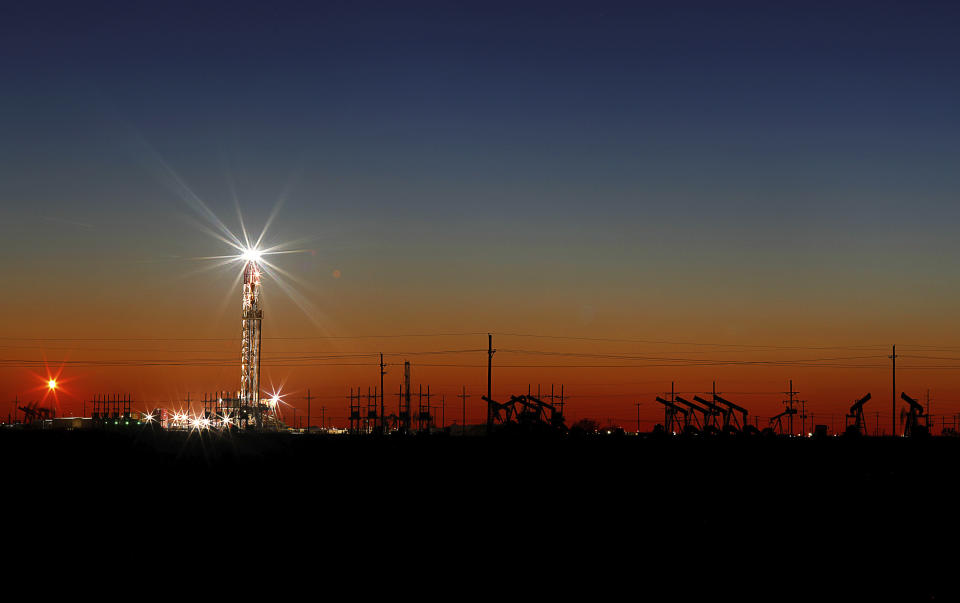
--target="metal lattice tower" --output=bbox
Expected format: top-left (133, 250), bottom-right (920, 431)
top-left (239, 259), bottom-right (264, 427)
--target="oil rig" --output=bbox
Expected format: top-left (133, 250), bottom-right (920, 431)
top-left (217, 251), bottom-right (281, 429)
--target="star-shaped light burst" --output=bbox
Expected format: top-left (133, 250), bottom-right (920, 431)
top-left (29, 361), bottom-right (69, 415)
top-left (263, 386), bottom-right (288, 411)
top-left (189, 415), bottom-right (209, 432)
top-left (146, 139), bottom-right (324, 324)
top-left (186, 205), bottom-right (320, 326)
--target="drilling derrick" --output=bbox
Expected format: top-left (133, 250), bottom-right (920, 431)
top-left (240, 259), bottom-right (264, 427)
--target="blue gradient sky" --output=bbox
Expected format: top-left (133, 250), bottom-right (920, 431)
top-left (2, 1), bottom-right (960, 425)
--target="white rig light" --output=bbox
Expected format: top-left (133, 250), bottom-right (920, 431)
top-left (241, 247), bottom-right (262, 263)
top-left (183, 193), bottom-right (314, 430)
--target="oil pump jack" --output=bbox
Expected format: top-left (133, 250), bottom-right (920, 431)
top-left (769, 407), bottom-right (798, 435)
top-left (17, 401), bottom-right (54, 426)
top-left (655, 396), bottom-right (688, 434)
top-left (692, 395), bottom-right (724, 433)
top-left (844, 393), bottom-right (871, 436)
top-left (899, 392), bottom-right (929, 437)
top-left (674, 396), bottom-right (714, 434)
top-left (712, 394), bottom-right (750, 433)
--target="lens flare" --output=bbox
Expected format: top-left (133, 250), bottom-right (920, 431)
top-left (241, 247), bottom-right (262, 263)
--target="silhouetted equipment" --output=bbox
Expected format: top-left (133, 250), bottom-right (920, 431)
top-left (203, 391), bottom-right (248, 428)
top-left (845, 393), bottom-right (872, 436)
top-left (692, 395), bottom-right (723, 431)
top-left (17, 401), bottom-right (54, 425)
top-left (483, 395), bottom-right (512, 428)
top-left (90, 394), bottom-right (131, 425)
top-left (202, 392), bottom-right (218, 420)
top-left (655, 396), bottom-right (688, 434)
top-left (769, 407), bottom-right (797, 435)
top-left (899, 392), bottom-right (929, 437)
top-left (417, 385), bottom-right (434, 432)
top-left (200, 391), bottom-right (238, 426)
top-left (379, 353), bottom-right (386, 435)
top-left (348, 388), bottom-right (362, 433)
top-left (400, 361), bottom-right (412, 433)
top-left (366, 387), bottom-right (378, 432)
top-left (675, 396), bottom-right (712, 431)
top-left (545, 384), bottom-right (566, 424)
top-left (781, 380), bottom-right (801, 436)
top-left (712, 394), bottom-right (749, 432)
top-left (383, 412), bottom-right (400, 433)
top-left (481, 393), bottom-right (566, 433)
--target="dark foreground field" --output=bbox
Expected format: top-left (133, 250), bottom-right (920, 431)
top-left (2, 429), bottom-right (956, 599)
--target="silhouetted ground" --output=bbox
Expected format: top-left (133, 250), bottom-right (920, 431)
top-left (2, 429), bottom-right (954, 599)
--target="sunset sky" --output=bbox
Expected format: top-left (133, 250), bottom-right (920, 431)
top-left (3, 1), bottom-right (960, 432)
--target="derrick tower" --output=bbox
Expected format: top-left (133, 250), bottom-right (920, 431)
top-left (240, 258), bottom-right (264, 426)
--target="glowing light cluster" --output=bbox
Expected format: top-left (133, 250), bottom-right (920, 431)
top-left (241, 247), bottom-right (262, 263)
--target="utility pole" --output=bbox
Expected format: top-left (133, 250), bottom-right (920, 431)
top-left (558, 385), bottom-right (566, 418)
top-left (458, 386), bottom-right (470, 436)
top-left (441, 395), bottom-right (445, 428)
top-left (304, 389), bottom-right (312, 433)
top-left (420, 385), bottom-right (434, 432)
top-left (783, 381), bottom-right (800, 436)
top-left (666, 381), bottom-right (675, 429)
top-left (486, 334), bottom-right (495, 433)
top-left (321, 406), bottom-right (326, 430)
top-left (890, 344), bottom-right (897, 438)
top-left (800, 398), bottom-right (807, 436)
top-left (185, 392), bottom-right (191, 416)
top-left (635, 402), bottom-right (641, 434)
top-left (380, 353), bottom-right (386, 435)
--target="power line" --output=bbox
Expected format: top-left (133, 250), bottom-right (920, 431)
top-left (493, 332), bottom-right (893, 350)
top-left (0, 332), bottom-right (488, 342)
top-left (0, 331), bottom-right (935, 352)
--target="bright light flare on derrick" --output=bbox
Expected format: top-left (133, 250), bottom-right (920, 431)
top-left (177, 187), bottom-right (318, 429)
top-left (47, 379), bottom-right (57, 391)
top-left (265, 390), bottom-right (284, 409)
top-left (240, 247), bottom-right (262, 263)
